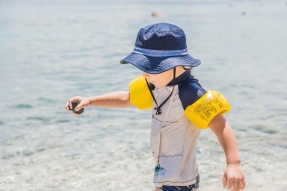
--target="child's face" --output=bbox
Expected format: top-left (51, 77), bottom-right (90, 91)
top-left (143, 69), bottom-right (174, 88)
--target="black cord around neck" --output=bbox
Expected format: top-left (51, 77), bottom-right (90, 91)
top-left (145, 68), bottom-right (176, 115)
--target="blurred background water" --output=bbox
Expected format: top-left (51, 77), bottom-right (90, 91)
top-left (0, 0), bottom-right (286, 190)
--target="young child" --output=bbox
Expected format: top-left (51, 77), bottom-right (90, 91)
top-left (65, 23), bottom-right (245, 191)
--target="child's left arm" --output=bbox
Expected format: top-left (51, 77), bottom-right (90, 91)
top-left (209, 113), bottom-right (246, 191)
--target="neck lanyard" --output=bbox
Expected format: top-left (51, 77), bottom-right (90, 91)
top-left (145, 68), bottom-right (176, 115)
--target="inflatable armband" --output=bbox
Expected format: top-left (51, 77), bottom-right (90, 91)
top-left (184, 90), bottom-right (231, 129)
top-left (129, 76), bottom-right (153, 110)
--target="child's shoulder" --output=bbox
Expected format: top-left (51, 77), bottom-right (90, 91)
top-left (178, 75), bottom-right (206, 109)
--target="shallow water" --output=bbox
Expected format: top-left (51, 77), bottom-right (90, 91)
top-left (0, 0), bottom-right (287, 190)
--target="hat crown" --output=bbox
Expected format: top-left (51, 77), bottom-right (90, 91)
top-left (135, 23), bottom-right (187, 51)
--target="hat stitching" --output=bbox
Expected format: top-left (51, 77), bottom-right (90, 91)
top-left (142, 28), bottom-right (183, 33)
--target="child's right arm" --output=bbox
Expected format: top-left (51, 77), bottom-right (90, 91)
top-left (65, 91), bottom-right (132, 115)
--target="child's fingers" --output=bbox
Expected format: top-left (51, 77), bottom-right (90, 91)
top-left (74, 101), bottom-right (87, 113)
top-left (65, 101), bottom-right (71, 111)
top-left (225, 178), bottom-right (233, 190)
top-left (223, 174), bottom-right (245, 191)
top-left (222, 174), bottom-right (227, 188)
top-left (74, 105), bottom-right (82, 112)
top-left (232, 180), bottom-right (239, 191)
top-left (68, 100), bottom-right (74, 111)
top-left (65, 96), bottom-right (82, 111)
top-left (240, 178), bottom-right (246, 190)
top-left (74, 102), bottom-right (84, 111)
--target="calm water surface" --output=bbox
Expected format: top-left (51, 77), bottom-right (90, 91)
top-left (0, 0), bottom-right (287, 190)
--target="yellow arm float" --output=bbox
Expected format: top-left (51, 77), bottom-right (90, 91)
top-left (184, 90), bottom-right (231, 129)
top-left (129, 76), bottom-right (153, 110)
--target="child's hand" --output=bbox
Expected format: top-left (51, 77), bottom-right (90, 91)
top-left (65, 96), bottom-right (90, 116)
top-left (222, 164), bottom-right (245, 191)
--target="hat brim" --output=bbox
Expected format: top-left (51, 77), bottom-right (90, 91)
top-left (120, 52), bottom-right (201, 74)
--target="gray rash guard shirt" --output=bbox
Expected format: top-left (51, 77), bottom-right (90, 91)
top-left (149, 71), bottom-right (206, 187)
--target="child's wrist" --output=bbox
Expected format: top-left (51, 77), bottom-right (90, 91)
top-left (227, 160), bottom-right (241, 166)
top-left (86, 97), bottom-right (92, 107)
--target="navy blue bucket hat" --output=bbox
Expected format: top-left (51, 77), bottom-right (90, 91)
top-left (120, 23), bottom-right (201, 74)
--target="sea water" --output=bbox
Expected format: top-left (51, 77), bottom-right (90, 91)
top-left (0, 0), bottom-right (286, 190)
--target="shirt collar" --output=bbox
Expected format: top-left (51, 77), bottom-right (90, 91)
top-left (166, 70), bottom-right (193, 86)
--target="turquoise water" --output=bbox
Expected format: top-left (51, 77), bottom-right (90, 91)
top-left (0, 0), bottom-right (287, 190)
